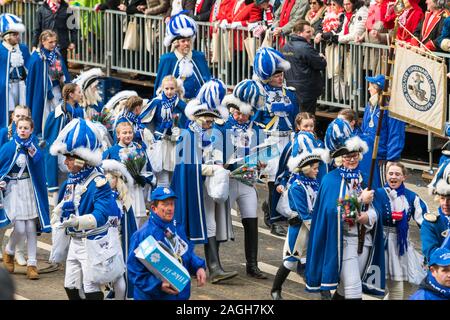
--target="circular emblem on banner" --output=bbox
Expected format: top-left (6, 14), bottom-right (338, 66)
top-left (402, 65), bottom-right (436, 111)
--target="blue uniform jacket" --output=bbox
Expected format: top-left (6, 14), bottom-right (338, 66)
top-left (43, 103), bottom-right (85, 192)
top-left (139, 95), bottom-right (188, 135)
top-left (127, 212), bottom-right (206, 300)
top-left (421, 210), bottom-right (449, 262)
top-left (26, 49), bottom-right (71, 136)
top-left (409, 272), bottom-right (450, 300)
top-left (153, 51), bottom-right (211, 100)
top-left (0, 42), bottom-right (30, 127)
top-left (0, 139), bottom-right (50, 232)
top-left (305, 169), bottom-right (386, 296)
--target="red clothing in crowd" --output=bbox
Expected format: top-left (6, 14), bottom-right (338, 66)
top-left (396, 0), bottom-right (424, 41)
top-left (410, 9), bottom-right (447, 50)
top-left (228, 0), bottom-right (262, 50)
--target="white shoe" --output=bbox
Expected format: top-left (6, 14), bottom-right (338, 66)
top-left (15, 251), bottom-right (27, 266)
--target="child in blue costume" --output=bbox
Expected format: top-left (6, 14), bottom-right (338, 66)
top-left (127, 187), bottom-right (207, 300)
top-left (154, 11), bottom-right (211, 100)
top-left (271, 133), bottom-right (329, 300)
top-left (423, 160), bottom-right (450, 263)
top-left (306, 119), bottom-right (386, 299)
top-left (44, 83), bottom-right (85, 199)
top-left (102, 159), bottom-right (138, 300)
top-left (0, 14), bottom-right (30, 128)
top-left (372, 161), bottom-right (428, 300)
top-left (50, 118), bottom-right (122, 300)
top-left (140, 75), bottom-right (187, 187)
top-left (26, 30), bottom-right (71, 136)
top-left (1, 117), bottom-right (50, 280)
top-left (103, 121), bottom-right (156, 228)
top-left (112, 96), bottom-right (146, 146)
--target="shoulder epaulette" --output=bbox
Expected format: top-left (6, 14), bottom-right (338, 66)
top-left (94, 176), bottom-right (107, 188)
top-left (424, 212), bottom-right (439, 223)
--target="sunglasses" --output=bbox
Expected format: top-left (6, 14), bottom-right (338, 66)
top-left (342, 153), bottom-right (359, 161)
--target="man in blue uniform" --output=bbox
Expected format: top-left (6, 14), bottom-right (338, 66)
top-left (127, 186), bottom-right (207, 300)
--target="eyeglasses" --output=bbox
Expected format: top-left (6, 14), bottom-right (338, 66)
top-left (309, 1), bottom-right (318, 4)
top-left (342, 153), bottom-right (359, 161)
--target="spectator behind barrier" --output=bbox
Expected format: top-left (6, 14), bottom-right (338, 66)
top-left (305, 0), bottom-right (326, 36)
top-left (272, 0), bottom-right (310, 46)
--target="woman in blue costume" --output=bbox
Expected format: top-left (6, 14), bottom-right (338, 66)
top-left (252, 47), bottom-right (299, 237)
top-left (43, 83), bottom-right (85, 202)
top-left (154, 11), bottom-right (211, 101)
top-left (359, 74), bottom-right (405, 190)
top-left (1, 117), bottom-right (50, 280)
top-left (305, 118), bottom-right (386, 299)
top-left (270, 132), bottom-right (329, 300)
top-left (140, 75), bottom-right (187, 187)
top-left (26, 30), bottom-right (71, 137)
top-left (102, 159), bottom-right (137, 300)
top-left (171, 79), bottom-right (237, 284)
top-left (371, 161), bottom-right (428, 300)
top-left (0, 14), bottom-right (30, 128)
top-left (73, 68), bottom-right (105, 115)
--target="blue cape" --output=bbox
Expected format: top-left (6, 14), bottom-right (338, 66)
top-left (0, 139), bottom-right (50, 232)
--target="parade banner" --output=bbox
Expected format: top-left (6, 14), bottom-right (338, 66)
top-left (390, 43), bottom-right (447, 135)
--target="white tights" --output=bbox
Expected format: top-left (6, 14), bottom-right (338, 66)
top-left (113, 275), bottom-right (127, 300)
top-left (5, 220), bottom-right (37, 266)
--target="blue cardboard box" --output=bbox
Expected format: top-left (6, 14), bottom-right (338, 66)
top-left (135, 235), bottom-right (190, 293)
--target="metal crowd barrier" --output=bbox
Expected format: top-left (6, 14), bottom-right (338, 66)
top-left (3, 1), bottom-right (450, 169)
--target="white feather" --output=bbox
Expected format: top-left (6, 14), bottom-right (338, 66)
top-left (72, 68), bottom-right (104, 89)
top-left (345, 136), bottom-right (369, 155)
top-left (436, 179), bottom-right (450, 196)
top-left (185, 99), bottom-right (207, 120)
top-left (102, 159), bottom-right (134, 191)
top-left (103, 90), bottom-right (138, 112)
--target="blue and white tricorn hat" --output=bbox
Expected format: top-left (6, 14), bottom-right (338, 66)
top-left (102, 90), bottom-right (138, 112)
top-left (429, 159), bottom-right (450, 196)
top-left (253, 47), bottom-right (291, 83)
top-left (163, 11), bottom-right (197, 47)
top-left (72, 68), bottom-right (104, 91)
top-left (0, 13), bottom-right (25, 36)
top-left (287, 132), bottom-right (329, 172)
top-left (325, 118), bottom-right (368, 158)
top-left (50, 118), bottom-right (103, 166)
top-left (222, 79), bottom-right (265, 115)
top-left (185, 79), bottom-right (228, 120)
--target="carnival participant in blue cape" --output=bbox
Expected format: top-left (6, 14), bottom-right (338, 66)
top-left (171, 79), bottom-right (237, 284)
top-left (0, 116), bottom-right (50, 281)
top-left (74, 68), bottom-right (105, 115)
top-left (305, 121), bottom-right (386, 299)
top-left (251, 47), bottom-right (298, 237)
top-left (423, 161), bottom-right (450, 262)
top-left (50, 118), bottom-right (124, 300)
top-left (43, 83), bottom-right (85, 203)
top-left (270, 113), bottom-right (328, 229)
top-left (111, 95), bottom-right (147, 146)
top-left (410, 240), bottom-right (450, 300)
top-left (103, 121), bottom-right (156, 228)
top-left (26, 29), bottom-right (71, 136)
top-left (139, 75), bottom-right (187, 187)
top-left (127, 187), bottom-right (207, 300)
top-left (102, 159), bottom-right (138, 300)
top-left (102, 90), bottom-right (138, 139)
top-left (217, 79), bottom-right (268, 280)
top-left (359, 74), bottom-right (406, 190)
top-left (371, 161), bottom-right (428, 300)
top-left (271, 133), bottom-right (329, 300)
top-left (0, 14), bottom-right (30, 128)
top-left (153, 11), bottom-right (211, 100)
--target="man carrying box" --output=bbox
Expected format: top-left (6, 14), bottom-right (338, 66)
top-left (127, 186), bottom-right (207, 300)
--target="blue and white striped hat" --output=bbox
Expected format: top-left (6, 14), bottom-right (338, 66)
top-left (0, 13), bottom-right (25, 36)
top-left (429, 159), bottom-right (450, 196)
top-left (222, 79), bottom-right (265, 115)
top-left (253, 47), bottom-right (291, 83)
top-left (163, 11), bottom-right (197, 47)
top-left (325, 118), bottom-right (368, 158)
top-left (185, 79), bottom-right (229, 120)
top-left (50, 118), bottom-right (103, 166)
top-left (287, 132), bottom-right (329, 172)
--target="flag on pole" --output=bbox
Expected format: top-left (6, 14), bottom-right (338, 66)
top-left (390, 42), bottom-right (447, 135)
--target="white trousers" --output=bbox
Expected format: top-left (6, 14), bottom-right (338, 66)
top-left (336, 238), bottom-right (370, 299)
top-left (8, 80), bottom-right (26, 112)
top-left (5, 219), bottom-right (37, 266)
top-left (155, 170), bottom-right (171, 188)
top-left (64, 237), bottom-right (101, 294)
top-left (229, 179), bottom-right (257, 219)
top-left (203, 190), bottom-right (217, 238)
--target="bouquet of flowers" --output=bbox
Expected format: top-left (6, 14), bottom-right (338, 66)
top-left (91, 108), bottom-right (113, 131)
top-left (337, 193), bottom-right (361, 227)
top-left (121, 148), bottom-right (146, 186)
top-left (230, 163), bottom-right (262, 187)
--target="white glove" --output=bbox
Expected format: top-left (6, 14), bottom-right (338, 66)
top-left (61, 214), bottom-right (79, 229)
top-left (229, 21), bottom-right (242, 29)
top-left (0, 180), bottom-right (6, 190)
top-left (219, 20), bottom-right (229, 30)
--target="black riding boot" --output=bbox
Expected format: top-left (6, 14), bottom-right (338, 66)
top-left (268, 182), bottom-right (287, 237)
top-left (204, 237), bottom-right (238, 284)
top-left (64, 287), bottom-right (82, 300)
top-left (270, 264), bottom-right (290, 300)
top-left (84, 291), bottom-right (104, 300)
top-left (242, 218), bottom-right (267, 279)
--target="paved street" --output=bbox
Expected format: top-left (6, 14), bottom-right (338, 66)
top-left (3, 169), bottom-right (434, 300)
